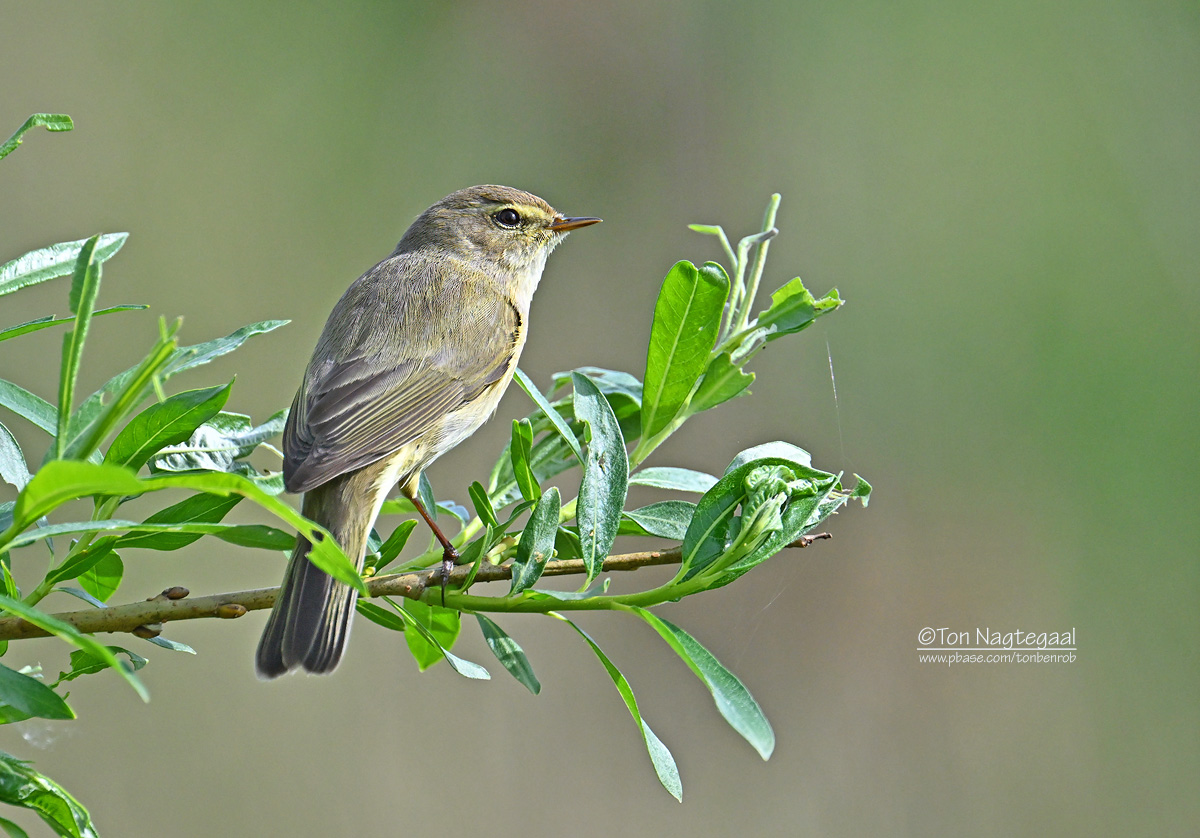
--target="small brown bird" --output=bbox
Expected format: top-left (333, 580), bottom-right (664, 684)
top-left (256, 185), bottom-right (599, 677)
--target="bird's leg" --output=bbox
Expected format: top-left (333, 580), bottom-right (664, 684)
top-left (407, 494), bottom-right (459, 606)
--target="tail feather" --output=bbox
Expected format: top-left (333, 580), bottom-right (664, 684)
top-left (256, 469), bottom-right (381, 678)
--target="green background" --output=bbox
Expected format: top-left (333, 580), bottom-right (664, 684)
top-left (2, 2), bottom-right (1197, 835)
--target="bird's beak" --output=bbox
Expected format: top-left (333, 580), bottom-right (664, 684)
top-left (549, 216), bottom-right (602, 232)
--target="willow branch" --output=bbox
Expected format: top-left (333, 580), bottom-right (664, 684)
top-left (0, 535), bottom-right (830, 641)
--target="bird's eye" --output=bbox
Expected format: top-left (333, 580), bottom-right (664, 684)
top-left (494, 208), bottom-right (521, 228)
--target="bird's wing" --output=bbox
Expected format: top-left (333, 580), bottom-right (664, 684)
top-left (282, 258), bottom-right (521, 493)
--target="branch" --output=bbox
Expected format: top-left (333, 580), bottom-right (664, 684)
top-left (0, 534), bottom-right (831, 641)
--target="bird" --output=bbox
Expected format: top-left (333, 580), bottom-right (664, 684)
top-left (256, 185), bottom-right (600, 677)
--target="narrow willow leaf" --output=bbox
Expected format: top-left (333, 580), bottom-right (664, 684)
top-left (59, 326), bottom-right (179, 462)
top-left (489, 429), bottom-right (575, 509)
top-left (44, 539), bottom-right (116, 587)
top-left (0, 750), bottom-right (98, 838)
top-left (372, 519), bottom-right (418, 571)
top-left (510, 418), bottom-right (540, 501)
top-left (514, 367), bottom-right (583, 462)
top-left (475, 614), bottom-right (540, 694)
top-left (397, 602), bottom-right (489, 679)
top-left (52, 587), bottom-right (106, 609)
top-left (0, 233), bottom-right (126, 299)
top-left (573, 373), bottom-right (629, 585)
top-left (4, 462), bottom-right (362, 594)
top-left (621, 500), bottom-right (696, 541)
top-left (162, 320), bottom-right (290, 377)
top-left (0, 424), bottom-right (31, 490)
top-left (78, 551), bottom-right (123, 603)
top-left (0, 305), bottom-right (147, 344)
top-left (558, 615), bottom-right (682, 801)
top-left (0, 664), bottom-right (74, 721)
top-left (356, 600), bottom-right (406, 632)
top-left (468, 481), bottom-right (499, 529)
top-left (113, 492), bottom-right (240, 551)
top-left (141, 636), bottom-right (196, 654)
top-left (628, 607), bottom-right (774, 759)
top-left (628, 467), bottom-right (717, 493)
top-left (0, 595), bottom-right (148, 702)
top-left (640, 261), bottom-right (728, 441)
top-left (105, 382), bottom-right (231, 470)
top-left (0, 380), bottom-right (56, 435)
top-left (0, 113), bottom-right (73, 161)
top-left (55, 236), bottom-right (104, 459)
top-left (689, 352), bottom-right (754, 414)
top-left (510, 487), bottom-right (560, 595)
top-left (552, 367), bottom-right (644, 410)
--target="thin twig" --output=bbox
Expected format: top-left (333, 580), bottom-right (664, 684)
top-left (0, 536), bottom-right (829, 642)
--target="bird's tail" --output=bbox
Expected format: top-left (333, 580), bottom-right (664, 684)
top-left (256, 469), bottom-right (380, 678)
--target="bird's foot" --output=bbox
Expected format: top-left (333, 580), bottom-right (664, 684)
top-left (439, 545), bottom-right (460, 607)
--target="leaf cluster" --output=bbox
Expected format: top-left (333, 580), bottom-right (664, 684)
top-left (0, 113), bottom-right (870, 825)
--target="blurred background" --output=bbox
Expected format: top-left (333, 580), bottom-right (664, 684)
top-left (2, 1), bottom-right (1197, 835)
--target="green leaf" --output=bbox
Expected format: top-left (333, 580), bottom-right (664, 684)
top-left (0, 234), bottom-right (126, 300)
top-left (112, 492), bottom-right (240, 551)
top-left (0, 305), bottom-right (147, 344)
top-left (467, 481), bottom-right (499, 529)
top-left (55, 236), bottom-right (105, 459)
top-left (78, 551), bottom-right (123, 602)
top-left (621, 501), bottom-right (696, 540)
top-left (356, 600), bottom-right (406, 632)
top-left (162, 320), bottom-right (290, 377)
top-left (513, 368), bottom-right (583, 463)
top-left (0, 380), bottom-right (56, 435)
top-left (509, 419), bottom-right (540, 501)
top-left (0, 664), bottom-right (74, 722)
top-left (558, 615), bottom-right (682, 801)
top-left (689, 352), bottom-right (755, 414)
top-left (0, 749), bottom-right (98, 838)
top-left (475, 614), bottom-right (540, 694)
top-left (401, 600), bottom-right (462, 671)
top-left (65, 320), bottom-right (285, 453)
top-left (510, 487), bottom-right (560, 595)
top-left (572, 372), bottom-right (629, 585)
top-left (680, 449), bottom-right (832, 581)
top-left (0, 424), bottom-right (31, 491)
top-left (54, 647), bottom-right (146, 685)
top-left (726, 441), bottom-right (812, 473)
top-left (140, 636), bottom-right (195, 654)
top-left (849, 474), bottom-right (872, 506)
top-left (105, 382), bottom-right (232, 470)
top-left (371, 519), bottom-right (418, 572)
top-left (627, 607), bottom-right (774, 759)
top-left (58, 325), bottom-right (180, 463)
top-left (148, 409), bottom-right (286, 473)
top-left (0, 595), bottom-right (147, 702)
top-left (3, 462), bottom-right (362, 594)
top-left (628, 467), bottom-right (717, 494)
top-left (552, 367), bottom-right (644, 411)
top-left (755, 278), bottom-right (842, 342)
top-left (0, 113), bottom-right (73, 161)
top-left (640, 261), bottom-right (728, 441)
top-left (488, 428), bottom-right (576, 509)
top-left (398, 602), bottom-right (489, 679)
